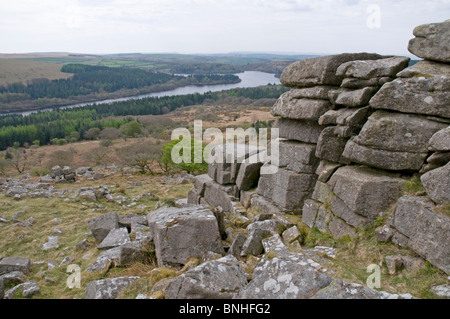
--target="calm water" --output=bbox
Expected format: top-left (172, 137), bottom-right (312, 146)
top-left (18, 71), bottom-right (280, 116)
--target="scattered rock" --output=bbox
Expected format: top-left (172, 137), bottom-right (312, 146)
top-left (228, 232), bottom-right (246, 259)
top-left (385, 255), bottom-right (403, 275)
top-left (0, 271), bottom-right (26, 285)
top-left (42, 236), bottom-right (59, 251)
top-left (311, 278), bottom-right (414, 299)
top-left (375, 225), bottom-right (394, 243)
top-left (85, 276), bottom-right (139, 299)
top-left (97, 228), bottom-right (130, 250)
top-left (75, 239), bottom-right (88, 250)
top-left (88, 212), bottom-right (120, 243)
top-left (430, 284), bottom-right (450, 298)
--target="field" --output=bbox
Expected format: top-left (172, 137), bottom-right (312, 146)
top-left (0, 59), bottom-right (73, 87)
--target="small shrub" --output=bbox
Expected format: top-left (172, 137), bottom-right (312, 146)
top-left (403, 176), bottom-right (426, 196)
top-left (31, 168), bottom-right (51, 177)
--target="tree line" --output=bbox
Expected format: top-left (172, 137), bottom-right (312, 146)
top-left (0, 64), bottom-right (240, 103)
top-left (0, 85), bottom-right (289, 150)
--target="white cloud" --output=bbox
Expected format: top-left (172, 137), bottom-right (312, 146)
top-left (0, 0), bottom-right (448, 54)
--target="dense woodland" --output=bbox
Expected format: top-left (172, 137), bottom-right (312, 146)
top-left (0, 85), bottom-right (289, 150)
top-left (0, 64), bottom-right (240, 112)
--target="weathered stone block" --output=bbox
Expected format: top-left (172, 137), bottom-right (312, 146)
top-left (408, 20), bottom-right (450, 63)
top-left (315, 127), bottom-right (349, 163)
top-left (352, 111), bottom-right (446, 153)
top-left (88, 212), bottom-right (120, 243)
top-left (166, 255), bottom-right (247, 299)
top-left (257, 168), bottom-right (316, 212)
top-left (235, 153), bottom-right (264, 191)
top-left (335, 87), bottom-right (377, 108)
top-left (280, 53), bottom-right (383, 88)
top-left (279, 140), bottom-right (318, 174)
top-left (85, 276), bottom-right (139, 299)
top-left (147, 206), bottom-right (223, 266)
top-left (420, 162), bottom-right (450, 205)
top-left (328, 215), bottom-right (356, 239)
top-left (370, 60), bottom-right (450, 118)
top-left (336, 56), bottom-right (410, 79)
top-left (315, 161), bottom-right (342, 183)
top-left (0, 257), bottom-right (31, 275)
top-left (328, 166), bottom-right (406, 220)
top-left (272, 97), bottom-right (332, 121)
top-left (275, 118), bottom-right (324, 143)
top-left (428, 127), bottom-right (450, 152)
top-left (302, 199), bottom-right (320, 228)
top-left (203, 181), bottom-right (238, 213)
top-left (97, 228), bottom-right (130, 250)
top-left (390, 196), bottom-right (450, 274)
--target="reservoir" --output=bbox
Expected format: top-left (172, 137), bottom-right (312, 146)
top-left (18, 71), bottom-right (281, 116)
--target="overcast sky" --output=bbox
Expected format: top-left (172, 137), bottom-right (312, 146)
top-left (0, 0), bottom-right (449, 56)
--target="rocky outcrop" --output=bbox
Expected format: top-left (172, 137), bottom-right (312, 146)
top-left (241, 20), bottom-right (449, 273)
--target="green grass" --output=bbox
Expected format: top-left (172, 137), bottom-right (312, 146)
top-left (301, 222), bottom-right (448, 299)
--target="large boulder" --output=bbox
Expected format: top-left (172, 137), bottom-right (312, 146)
top-left (257, 167), bottom-right (316, 212)
top-left (147, 206), bottom-right (223, 266)
top-left (389, 196), bottom-right (450, 274)
top-left (0, 257), bottom-right (31, 275)
top-left (85, 276), bottom-right (139, 299)
top-left (328, 166), bottom-right (406, 220)
top-left (408, 20), bottom-right (450, 63)
top-left (235, 251), bottom-right (332, 299)
top-left (420, 162), bottom-right (450, 205)
top-left (370, 60), bottom-right (450, 118)
top-left (87, 212), bottom-right (120, 243)
top-left (166, 255), bottom-right (247, 299)
top-left (280, 53), bottom-right (383, 88)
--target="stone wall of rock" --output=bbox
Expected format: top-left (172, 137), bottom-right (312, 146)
top-left (189, 20), bottom-right (449, 274)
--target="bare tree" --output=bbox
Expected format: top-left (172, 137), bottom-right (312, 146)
top-left (117, 141), bottom-right (162, 174)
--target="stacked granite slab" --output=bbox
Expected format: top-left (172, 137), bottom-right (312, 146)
top-left (376, 20), bottom-right (450, 274)
top-left (282, 21), bottom-right (449, 274)
top-left (254, 52), bottom-right (403, 215)
top-left (188, 144), bottom-right (265, 213)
